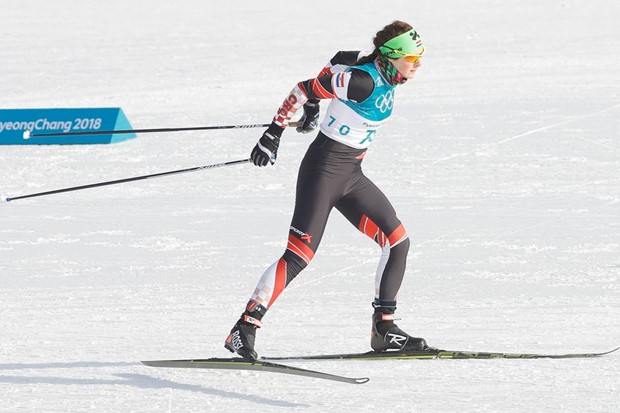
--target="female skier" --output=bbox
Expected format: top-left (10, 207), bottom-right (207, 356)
top-left (225, 21), bottom-right (431, 359)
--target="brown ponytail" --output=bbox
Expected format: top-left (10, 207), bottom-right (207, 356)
top-left (355, 20), bottom-right (414, 65)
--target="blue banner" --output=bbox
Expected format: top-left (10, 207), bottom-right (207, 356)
top-left (0, 108), bottom-right (136, 145)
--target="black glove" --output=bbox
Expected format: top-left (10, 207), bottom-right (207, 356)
top-left (251, 123), bottom-right (284, 167)
top-left (296, 100), bottom-right (320, 134)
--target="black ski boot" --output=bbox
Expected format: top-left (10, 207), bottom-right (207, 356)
top-left (224, 301), bottom-right (267, 359)
top-left (370, 300), bottom-right (431, 352)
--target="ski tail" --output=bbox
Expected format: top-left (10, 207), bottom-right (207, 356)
top-left (141, 358), bottom-right (369, 384)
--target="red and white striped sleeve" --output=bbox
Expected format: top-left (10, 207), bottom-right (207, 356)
top-left (271, 51), bottom-right (371, 128)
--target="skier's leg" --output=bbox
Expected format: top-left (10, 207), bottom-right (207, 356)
top-left (336, 175), bottom-right (429, 352)
top-left (225, 174), bottom-right (338, 358)
top-left (336, 175), bottom-right (409, 302)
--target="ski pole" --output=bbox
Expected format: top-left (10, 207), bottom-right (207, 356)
top-left (2, 158), bottom-right (252, 203)
top-left (25, 121), bottom-right (300, 139)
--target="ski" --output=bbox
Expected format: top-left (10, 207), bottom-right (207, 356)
top-left (262, 346), bottom-right (619, 361)
top-left (141, 357), bottom-right (369, 384)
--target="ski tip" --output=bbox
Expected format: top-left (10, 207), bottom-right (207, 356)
top-left (606, 346), bottom-right (620, 355)
top-left (355, 377), bottom-right (371, 384)
top-left (586, 347), bottom-right (620, 357)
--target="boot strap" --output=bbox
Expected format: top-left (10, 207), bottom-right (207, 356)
top-left (243, 315), bottom-right (263, 328)
top-left (380, 313), bottom-right (395, 322)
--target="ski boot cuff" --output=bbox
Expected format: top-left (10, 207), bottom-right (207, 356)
top-left (242, 300), bottom-right (267, 328)
top-left (372, 299), bottom-right (397, 314)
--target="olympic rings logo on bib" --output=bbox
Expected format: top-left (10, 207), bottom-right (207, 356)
top-left (375, 90), bottom-right (394, 113)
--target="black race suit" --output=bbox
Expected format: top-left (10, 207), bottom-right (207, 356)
top-left (246, 51), bottom-right (410, 314)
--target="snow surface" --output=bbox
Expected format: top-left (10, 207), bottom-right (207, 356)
top-left (1, 0), bottom-right (619, 412)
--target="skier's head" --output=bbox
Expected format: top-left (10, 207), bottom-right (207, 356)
top-left (356, 21), bottom-right (425, 82)
top-left (378, 24), bottom-right (425, 61)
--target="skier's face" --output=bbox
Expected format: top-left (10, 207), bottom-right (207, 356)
top-left (390, 56), bottom-right (423, 79)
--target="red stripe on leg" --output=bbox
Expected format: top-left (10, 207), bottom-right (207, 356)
top-left (287, 235), bottom-right (315, 263)
top-left (358, 214), bottom-right (379, 240)
top-left (387, 224), bottom-right (407, 247)
top-left (267, 258), bottom-right (288, 308)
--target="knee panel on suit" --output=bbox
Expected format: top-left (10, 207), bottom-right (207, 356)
top-left (358, 213), bottom-right (408, 249)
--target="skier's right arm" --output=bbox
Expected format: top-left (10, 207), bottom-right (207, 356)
top-left (250, 52), bottom-right (373, 167)
top-left (296, 51), bottom-right (369, 134)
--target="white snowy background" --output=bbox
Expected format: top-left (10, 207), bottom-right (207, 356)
top-left (1, 0), bottom-right (619, 412)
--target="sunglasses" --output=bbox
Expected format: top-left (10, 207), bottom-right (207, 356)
top-left (382, 46), bottom-right (425, 63)
top-left (403, 54), bottom-right (423, 63)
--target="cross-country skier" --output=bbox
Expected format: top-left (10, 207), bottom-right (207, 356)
top-left (225, 21), bottom-right (431, 359)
